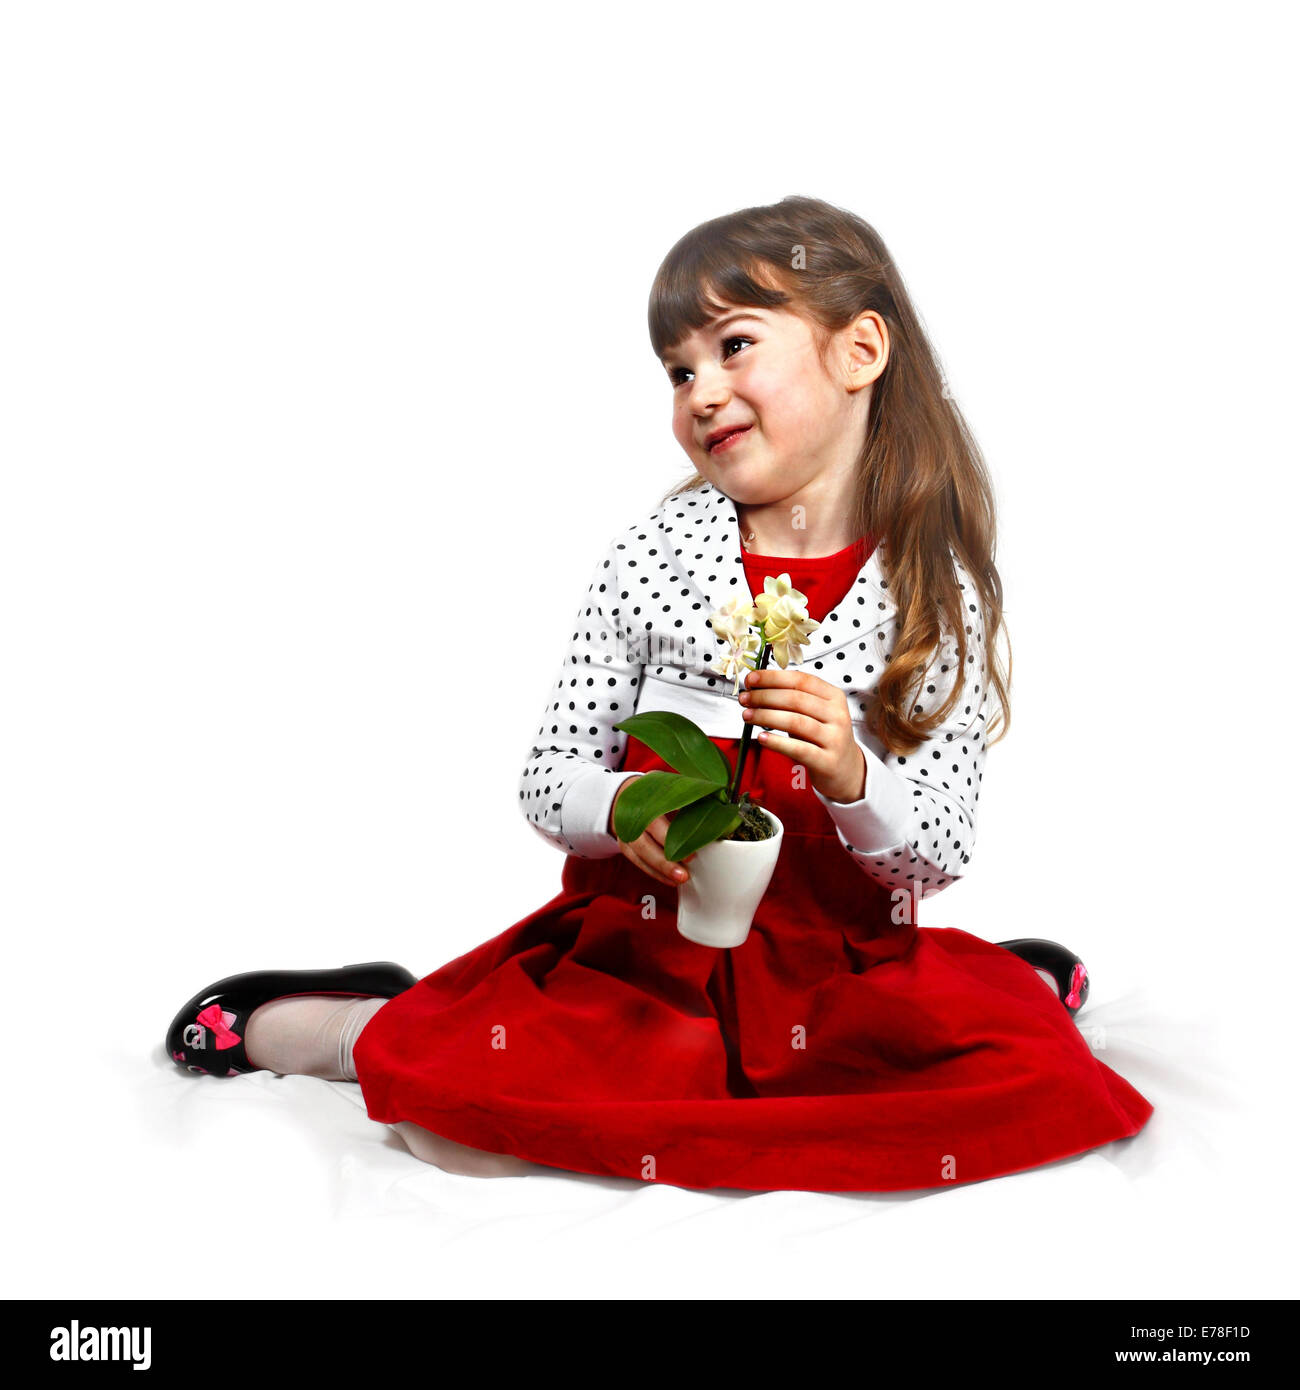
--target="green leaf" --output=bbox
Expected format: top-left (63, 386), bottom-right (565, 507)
top-left (613, 710), bottom-right (731, 785)
top-left (611, 770), bottom-right (724, 845)
top-left (662, 795), bottom-right (744, 861)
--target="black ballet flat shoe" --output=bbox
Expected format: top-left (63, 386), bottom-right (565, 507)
top-left (164, 961), bottom-right (419, 1077)
top-left (994, 938), bottom-right (1090, 1016)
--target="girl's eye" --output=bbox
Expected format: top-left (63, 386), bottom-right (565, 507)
top-left (667, 336), bottom-right (754, 387)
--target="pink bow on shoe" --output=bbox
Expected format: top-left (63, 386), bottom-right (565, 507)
top-left (195, 1004), bottom-right (242, 1050)
top-left (1064, 963), bottom-right (1087, 1010)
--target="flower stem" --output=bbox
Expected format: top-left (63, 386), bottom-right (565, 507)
top-left (729, 638), bottom-right (774, 802)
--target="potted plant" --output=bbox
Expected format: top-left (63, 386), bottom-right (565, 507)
top-left (612, 575), bottom-right (820, 948)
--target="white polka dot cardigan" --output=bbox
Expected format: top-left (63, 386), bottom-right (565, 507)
top-left (519, 481), bottom-right (991, 900)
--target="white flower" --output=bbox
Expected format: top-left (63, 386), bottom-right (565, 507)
top-left (718, 631), bottom-right (762, 695)
top-left (752, 573), bottom-right (807, 623)
top-left (708, 596), bottom-right (762, 696)
top-left (752, 574), bottom-right (820, 668)
top-left (708, 594), bottom-right (757, 645)
top-left (709, 577), bottom-right (821, 691)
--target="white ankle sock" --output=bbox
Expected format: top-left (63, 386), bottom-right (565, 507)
top-left (244, 995), bottom-right (388, 1080)
top-left (337, 996), bottom-right (387, 1080)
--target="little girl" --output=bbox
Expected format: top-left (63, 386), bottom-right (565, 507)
top-left (164, 195), bottom-right (1153, 1191)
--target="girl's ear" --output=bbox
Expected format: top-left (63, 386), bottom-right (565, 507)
top-left (842, 311), bottom-right (889, 392)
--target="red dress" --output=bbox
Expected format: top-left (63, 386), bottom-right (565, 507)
top-left (352, 536), bottom-right (1154, 1192)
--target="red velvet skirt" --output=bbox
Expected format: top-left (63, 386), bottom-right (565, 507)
top-left (352, 735), bottom-right (1154, 1192)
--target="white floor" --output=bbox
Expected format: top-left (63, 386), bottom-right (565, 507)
top-left (13, 968), bottom-right (1280, 1301)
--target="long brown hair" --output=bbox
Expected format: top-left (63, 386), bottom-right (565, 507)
top-left (647, 194), bottom-right (1010, 755)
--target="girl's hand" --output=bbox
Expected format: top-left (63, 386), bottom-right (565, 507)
top-left (739, 668), bottom-right (868, 803)
top-left (609, 780), bottom-right (696, 888)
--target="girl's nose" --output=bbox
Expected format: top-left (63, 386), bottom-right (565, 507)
top-left (689, 368), bottom-right (730, 413)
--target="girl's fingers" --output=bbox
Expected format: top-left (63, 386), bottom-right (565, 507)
top-left (621, 840), bottom-right (665, 885)
top-left (633, 839), bottom-right (687, 887)
top-left (750, 728), bottom-right (827, 776)
top-left (644, 817), bottom-right (694, 883)
top-left (742, 679), bottom-right (834, 716)
top-left (649, 817), bottom-right (696, 863)
top-left (618, 824), bottom-right (693, 887)
top-left (616, 813), bottom-right (699, 887)
top-left (632, 848), bottom-right (678, 887)
top-left (744, 705), bottom-right (832, 748)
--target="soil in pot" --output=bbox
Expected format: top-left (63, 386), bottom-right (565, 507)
top-left (723, 794), bottom-right (777, 843)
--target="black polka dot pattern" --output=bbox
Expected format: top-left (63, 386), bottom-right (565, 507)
top-left (822, 583), bottom-right (990, 901)
top-left (518, 527), bottom-right (646, 858)
top-left (518, 481), bottom-right (993, 896)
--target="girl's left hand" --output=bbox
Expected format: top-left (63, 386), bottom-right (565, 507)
top-left (739, 668), bottom-right (867, 803)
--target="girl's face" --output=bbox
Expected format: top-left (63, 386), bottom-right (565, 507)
top-left (661, 301), bottom-right (884, 507)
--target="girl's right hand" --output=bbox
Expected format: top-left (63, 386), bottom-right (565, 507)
top-left (609, 780), bottom-right (695, 888)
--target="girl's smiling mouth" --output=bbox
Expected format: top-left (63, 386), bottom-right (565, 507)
top-left (705, 425), bottom-right (752, 454)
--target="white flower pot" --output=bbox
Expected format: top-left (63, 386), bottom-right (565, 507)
top-left (675, 809), bottom-right (784, 949)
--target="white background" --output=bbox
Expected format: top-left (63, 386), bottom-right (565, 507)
top-left (3, 0), bottom-right (1295, 1299)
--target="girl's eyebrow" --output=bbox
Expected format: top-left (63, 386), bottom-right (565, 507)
top-left (704, 310), bottom-right (766, 332)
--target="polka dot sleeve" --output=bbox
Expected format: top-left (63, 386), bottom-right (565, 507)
top-left (517, 535), bottom-right (646, 858)
top-left (812, 557), bottom-right (992, 900)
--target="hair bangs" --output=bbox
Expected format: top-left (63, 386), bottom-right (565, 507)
top-left (648, 229), bottom-right (794, 361)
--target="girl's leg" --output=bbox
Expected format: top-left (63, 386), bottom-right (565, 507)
top-left (244, 994), bottom-right (543, 1177)
top-left (390, 1120), bottom-right (544, 1178)
top-left (243, 994), bottom-right (388, 1081)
